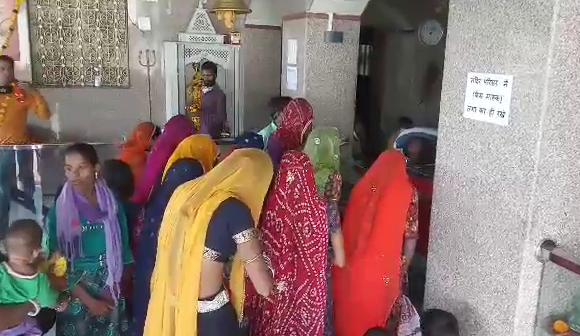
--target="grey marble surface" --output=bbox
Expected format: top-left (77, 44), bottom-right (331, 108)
top-left (425, 0), bottom-right (580, 335)
top-left (281, 16), bottom-right (360, 139)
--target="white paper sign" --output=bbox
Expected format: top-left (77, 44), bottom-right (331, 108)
top-left (286, 66), bottom-right (298, 91)
top-left (464, 72), bottom-right (514, 126)
top-left (287, 39), bottom-right (298, 65)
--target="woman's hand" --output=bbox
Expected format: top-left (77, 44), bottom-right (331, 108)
top-left (86, 297), bottom-right (113, 316)
top-left (48, 274), bottom-right (68, 292)
top-left (71, 284), bottom-right (112, 316)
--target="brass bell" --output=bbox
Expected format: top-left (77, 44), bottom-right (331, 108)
top-left (209, 0), bottom-right (252, 30)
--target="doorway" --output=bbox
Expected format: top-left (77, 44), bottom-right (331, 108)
top-left (353, 0), bottom-right (450, 310)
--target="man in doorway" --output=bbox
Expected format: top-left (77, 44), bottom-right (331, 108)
top-left (387, 116), bottom-right (414, 148)
top-left (0, 55), bottom-right (51, 238)
top-left (200, 61), bottom-right (227, 139)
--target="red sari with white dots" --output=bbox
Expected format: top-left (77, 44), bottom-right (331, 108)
top-left (247, 151), bottom-right (328, 336)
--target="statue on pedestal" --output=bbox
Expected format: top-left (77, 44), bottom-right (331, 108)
top-left (186, 63), bottom-right (203, 131)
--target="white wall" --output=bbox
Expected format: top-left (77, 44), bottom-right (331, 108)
top-left (246, 0), bottom-right (310, 26)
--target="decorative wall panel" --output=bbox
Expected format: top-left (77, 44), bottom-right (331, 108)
top-left (28, 0), bottom-right (129, 87)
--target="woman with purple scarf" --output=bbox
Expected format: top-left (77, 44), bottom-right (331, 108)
top-left (46, 143), bottom-right (133, 336)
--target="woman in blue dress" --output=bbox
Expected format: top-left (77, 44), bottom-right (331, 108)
top-left (131, 158), bottom-right (205, 336)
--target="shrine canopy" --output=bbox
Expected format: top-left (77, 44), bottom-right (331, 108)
top-left (164, 0), bottom-right (245, 137)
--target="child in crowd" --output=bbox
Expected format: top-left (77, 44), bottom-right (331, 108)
top-left (364, 327), bottom-right (396, 336)
top-left (422, 309), bottom-right (459, 336)
top-left (101, 159), bottom-right (138, 227)
top-left (0, 219), bottom-right (68, 336)
top-left (387, 116), bottom-right (414, 149)
top-left (101, 159), bottom-right (140, 247)
top-left (100, 159), bottom-right (137, 308)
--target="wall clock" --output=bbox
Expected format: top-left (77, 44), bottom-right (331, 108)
top-left (418, 19), bottom-right (444, 46)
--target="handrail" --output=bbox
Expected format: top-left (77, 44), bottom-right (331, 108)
top-left (537, 239), bottom-right (580, 276)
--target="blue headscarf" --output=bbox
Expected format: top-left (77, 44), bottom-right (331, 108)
top-left (235, 131), bottom-right (264, 150)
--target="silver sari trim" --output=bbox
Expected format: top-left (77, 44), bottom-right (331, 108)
top-left (198, 289), bottom-right (230, 313)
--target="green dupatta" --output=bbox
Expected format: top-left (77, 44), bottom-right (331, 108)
top-left (303, 126), bottom-right (341, 193)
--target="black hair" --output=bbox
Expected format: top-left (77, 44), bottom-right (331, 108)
top-left (363, 327), bottom-right (394, 336)
top-left (398, 116), bottom-right (414, 129)
top-left (101, 159), bottom-right (135, 200)
top-left (152, 125), bottom-right (162, 140)
top-left (0, 55), bottom-right (15, 69)
top-left (64, 143), bottom-right (99, 166)
top-left (269, 96), bottom-right (293, 111)
top-left (422, 309), bottom-right (459, 336)
top-left (6, 219), bottom-right (43, 249)
top-left (269, 96), bottom-right (293, 121)
top-left (201, 61), bottom-right (218, 75)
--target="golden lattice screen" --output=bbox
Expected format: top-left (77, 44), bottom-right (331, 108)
top-left (28, 0), bottom-right (129, 87)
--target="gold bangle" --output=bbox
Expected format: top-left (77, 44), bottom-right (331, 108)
top-left (244, 254), bottom-right (260, 265)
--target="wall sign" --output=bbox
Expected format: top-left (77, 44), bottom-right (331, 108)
top-left (286, 66), bottom-right (298, 91)
top-left (464, 72), bottom-right (513, 126)
top-left (287, 39), bottom-right (298, 65)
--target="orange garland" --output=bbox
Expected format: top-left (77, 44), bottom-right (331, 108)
top-left (0, 0), bottom-right (24, 55)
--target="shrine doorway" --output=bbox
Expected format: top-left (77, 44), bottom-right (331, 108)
top-left (355, 0), bottom-right (448, 166)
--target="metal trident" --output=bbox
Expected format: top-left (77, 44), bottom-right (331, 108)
top-left (139, 49), bottom-right (156, 122)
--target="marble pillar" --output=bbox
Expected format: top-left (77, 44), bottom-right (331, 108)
top-left (281, 13), bottom-right (360, 138)
top-left (242, 25), bottom-right (282, 131)
top-left (425, 0), bottom-right (580, 336)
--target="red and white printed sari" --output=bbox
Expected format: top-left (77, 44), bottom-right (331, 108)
top-left (247, 151), bottom-right (328, 336)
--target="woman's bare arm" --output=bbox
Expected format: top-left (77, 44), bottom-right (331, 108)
top-left (0, 302), bottom-right (34, 330)
top-left (403, 238), bottom-right (417, 271)
top-left (331, 229), bottom-right (346, 268)
top-left (237, 238), bottom-right (273, 297)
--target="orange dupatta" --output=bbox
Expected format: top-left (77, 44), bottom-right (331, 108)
top-left (118, 122), bottom-right (156, 187)
top-left (333, 149), bottom-right (414, 336)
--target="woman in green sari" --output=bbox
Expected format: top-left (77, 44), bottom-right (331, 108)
top-left (303, 126), bottom-right (346, 336)
top-left (46, 143), bottom-right (133, 336)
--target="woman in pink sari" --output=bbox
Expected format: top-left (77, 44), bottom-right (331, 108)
top-left (130, 115), bottom-right (194, 246)
top-left (247, 151), bottom-right (328, 336)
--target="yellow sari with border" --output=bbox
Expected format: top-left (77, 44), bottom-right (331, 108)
top-left (144, 148), bottom-right (273, 336)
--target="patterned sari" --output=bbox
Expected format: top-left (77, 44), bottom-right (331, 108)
top-left (333, 150), bottom-right (418, 336)
top-left (266, 98), bottom-right (314, 169)
top-left (248, 151), bottom-right (328, 336)
top-left (304, 127), bottom-right (343, 336)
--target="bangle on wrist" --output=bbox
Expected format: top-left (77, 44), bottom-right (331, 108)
top-left (27, 300), bottom-right (40, 316)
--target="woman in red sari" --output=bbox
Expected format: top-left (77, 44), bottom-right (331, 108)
top-left (266, 98), bottom-right (314, 170)
top-left (247, 151), bottom-right (328, 336)
top-left (333, 149), bottom-right (419, 336)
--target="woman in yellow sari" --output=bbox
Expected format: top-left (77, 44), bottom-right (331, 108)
top-left (163, 134), bottom-right (219, 178)
top-left (144, 148), bottom-right (274, 336)
top-left (131, 134), bottom-right (219, 251)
